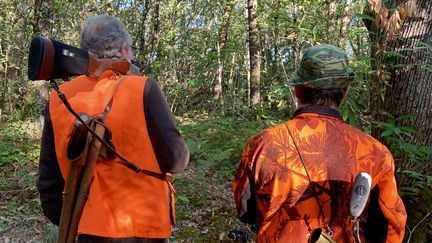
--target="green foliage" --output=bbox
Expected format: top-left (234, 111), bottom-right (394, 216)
top-left (0, 219), bottom-right (5, 233)
top-left (399, 170), bottom-right (432, 197)
top-left (373, 112), bottom-right (432, 197)
top-left (0, 0), bottom-right (373, 119)
top-left (0, 122), bottom-right (40, 167)
top-left (0, 121), bottom-right (46, 241)
top-left (375, 112), bottom-right (432, 163)
top-left (170, 116), bottom-right (268, 240)
top-left (180, 115), bottom-right (273, 178)
top-left (42, 225), bottom-right (58, 243)
top-left (386, 42), bottom-right (432, 72)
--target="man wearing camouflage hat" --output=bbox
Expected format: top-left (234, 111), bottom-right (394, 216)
top-left (233, 44), bottom-right (406, 242)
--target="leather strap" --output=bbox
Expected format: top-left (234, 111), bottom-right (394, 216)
top-left (98, 76), bottom-right (174, 182)
top-left (100, 75), bottom-right (128, 121)
top-left (50, 78), bottom-right (174, 182)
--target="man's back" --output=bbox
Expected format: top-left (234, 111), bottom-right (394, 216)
top-left (233, 107), bottom-right (406, 242)
top-left (48, 74), bottom-right (174, 237)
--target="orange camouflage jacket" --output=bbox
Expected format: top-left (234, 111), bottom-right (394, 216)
top-left (233, 106), bottom-right (406, 243)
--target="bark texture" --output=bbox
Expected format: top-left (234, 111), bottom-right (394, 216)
top-left (385, 0), bottom-right (432, 175)
top-left (367, 1), bottom-right (432, 240)
top-left (214, 3), bottom-right (234, 101)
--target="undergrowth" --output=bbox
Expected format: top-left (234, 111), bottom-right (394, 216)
top-left (179, 115), bottom-right (276, 179)
top-left (0, 114), bottom-right (284, 242)
top-left (0, 121), bottom-right (50, 242)
top-left (171, 114), bottom-right (281, 241)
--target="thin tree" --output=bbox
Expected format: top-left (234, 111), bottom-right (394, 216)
top-left (138, 0), bottom-right (152, 64)
top-left (247, 0), bottom-right (261, 107)
top-left (146, 0), bottom-right (161, 74)
top-left (214, 1), bottom-right (234, 101)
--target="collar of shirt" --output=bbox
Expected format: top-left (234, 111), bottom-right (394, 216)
top-left (293, 105), bottom-right (342, 120)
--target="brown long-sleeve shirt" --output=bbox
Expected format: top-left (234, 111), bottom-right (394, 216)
top-left (37, 78), bottom-right (189, 226)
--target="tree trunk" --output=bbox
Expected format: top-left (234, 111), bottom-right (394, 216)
top-left (367, 0), bottom-right (432, 178)
top-left (385, 0), bottom-right (432, 176)
top-left (228, 53), bottom-right (236, 95)
top-left (146, 0), bottom-right (161, 74)
top-left (138, 0), bottom-right (151, 62)
top-left (326, 0), bottom-right (338, 44)
top-left (33, 0), bottom-right (53, 36)
top-left (367, 1), bottom-right (432, 240)
top-left (387, 1), bottom-right (432, 235)
top-left (247, 0), bottom-right (261, 107)
top-left (214, 2), bottom-right (234, 101)
top-left (338, 0), bottom-right (351, 47)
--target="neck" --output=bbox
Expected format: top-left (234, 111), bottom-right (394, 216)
top-left (298, 103), bottom-right (340, 111)
top-left (293, 104), bottom-right (342, 119)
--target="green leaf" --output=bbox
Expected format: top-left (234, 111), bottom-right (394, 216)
top-left (402, 170), bottom-right (424, 180)
top-left (0, 219), bottom-right (4, 233)
top-left (385, 51), bottom-right (406, 58)
top-left (399, 186), bottom-right (418, 197)
top-left (373, 121), bottom-right (394, 128)
top-left (196, 159), bottom-right (213, 169)
top-left (395, 114), bottom-right (416, 121)
top-left (176, 194), bottom-right (190, 203)
top-left (399, 126), bottom-right (415, 134)
top-left (380, 111), bottom-right (395, 119)
top-left (355, 13), bottom-right (375, 21)
top-left (380, 130), bottom-right (393, 137)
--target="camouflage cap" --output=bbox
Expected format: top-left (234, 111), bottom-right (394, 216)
top-left (287, 44), bottom-right (355, 89)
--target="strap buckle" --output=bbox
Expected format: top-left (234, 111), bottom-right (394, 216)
top-left (164, 173), bottom-right (175, 183)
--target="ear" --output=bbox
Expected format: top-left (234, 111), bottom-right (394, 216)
top-left (120, 48), bottom-right (129, 58)
top-left (342, 86), bottom-right (350, 100)
top-left (120, 47), bottom-right (134, 60)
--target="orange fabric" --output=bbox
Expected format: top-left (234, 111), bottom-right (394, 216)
top-left (49, 71), bottom-right (173, 238)
top-left (233, 112), bottom-right (407, 242)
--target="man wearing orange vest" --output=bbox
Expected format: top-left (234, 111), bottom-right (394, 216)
top-left (37, 15), bottom-right (189, 242)
top-left (233, 45), bottom-right (407, 242)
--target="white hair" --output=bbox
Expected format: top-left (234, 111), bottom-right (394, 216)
top-left (80, 15), bottom-right (132, 59)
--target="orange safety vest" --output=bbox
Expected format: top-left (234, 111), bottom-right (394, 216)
top-left (50, 71), bottom-right (174, 238)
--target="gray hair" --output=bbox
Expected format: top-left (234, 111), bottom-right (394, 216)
top-left (80, 15), bottom-right (132, 59)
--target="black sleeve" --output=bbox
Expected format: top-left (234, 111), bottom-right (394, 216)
top-left (238, 176), bottom-right (257, 224)
top-left (36, 103), bottom-right (64, 226)
top-left (364, 186), bottom-right (388, 243)
top-left (144, 78), bottom-right (189, 173)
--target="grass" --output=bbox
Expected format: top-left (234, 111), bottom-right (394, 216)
top-left (0, 120), bottom-right (51, 242)
top-left (170, 114), bottom-right (271, 241)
